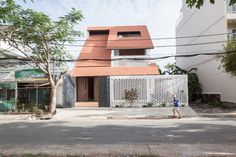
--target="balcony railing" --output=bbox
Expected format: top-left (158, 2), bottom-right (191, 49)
top-left (227, 1), bottom-right (236, 13)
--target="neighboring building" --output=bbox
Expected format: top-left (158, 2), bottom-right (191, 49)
top-left (176, 0), bottom-right (236, 103)
top-left (0, 38), bottom-right (75, 111)
top-left (71, 25), bottom-right (160, 107)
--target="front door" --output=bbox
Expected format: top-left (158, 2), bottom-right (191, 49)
top-left (77, 77), bottom-right (88, 101)
top-left (76, 77), bottom-right (99, 102)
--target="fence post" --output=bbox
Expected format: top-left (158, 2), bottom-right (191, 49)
top-left (36, 83), bottom-right (38, 106)
top-left (146, 77), bottom-right (150, 102)
top-left (185, 75), bottom-right (189, 106)
top-left (109, 77), bottom-right (113, 108)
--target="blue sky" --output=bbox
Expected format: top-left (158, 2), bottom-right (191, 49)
top-left (17, 0), bottom-right (182, 69)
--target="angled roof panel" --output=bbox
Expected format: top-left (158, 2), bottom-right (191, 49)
top-left (107, 25), bottom-right (154, 50)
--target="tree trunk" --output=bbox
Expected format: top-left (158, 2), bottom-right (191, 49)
top-left (49, 85), bottom-right (57, 114)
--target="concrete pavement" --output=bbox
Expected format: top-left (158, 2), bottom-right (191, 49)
top-left (0, 117), bottom-right (236, 156)
top-left (52, 107), bottom-right (197, 121)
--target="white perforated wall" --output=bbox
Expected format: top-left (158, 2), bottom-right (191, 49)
top-left (110, 75), bottom-right (188, 107)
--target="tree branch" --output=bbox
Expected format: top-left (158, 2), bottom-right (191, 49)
top-left (6, 39), bottom-right (48, 74)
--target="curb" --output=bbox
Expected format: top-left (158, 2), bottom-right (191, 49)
top-left (107, 115), bottom-right (196, 119)
top-left (199, 114), bottom-right (236, 118)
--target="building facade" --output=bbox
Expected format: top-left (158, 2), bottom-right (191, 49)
top-left (0, 40), bottom-right (74, 111)
top-left (176, 0), bottom-right (236, 103)
top-left (71, 25), bottom-right (160, 107)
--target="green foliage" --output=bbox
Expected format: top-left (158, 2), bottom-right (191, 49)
top-left (0, 0), bottom-right (83, 69)
top-left (124, 88), bottom-right (138, 107)
top-left (186, 0), bottom-right (236, 9)
top-left (221, 40), bottom-right (236, 76)
top-left (16, 101), bottom-right (42, 114)
top-left (160, 102), bottom-right (166, 107)
top-left (143, 102), bottom-right (154, 108)
top-left (0, 0), bottom-right (83, 113)
top-left (164, 63), bottom-right (202, 101)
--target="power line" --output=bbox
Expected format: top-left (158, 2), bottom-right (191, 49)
top-left (61, 40), bottom-right (230, 48)
top-left (0, 34), bottom-right (233, 49)
top-left (74, 32), bottom-right (230, 41)
top-left (0, 49), bottom-right (232, 63)
top-left (0, 32), bottom-right (232, 43)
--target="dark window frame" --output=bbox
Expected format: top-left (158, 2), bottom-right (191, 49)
top-left (117, 31), bottom-right (141, 38)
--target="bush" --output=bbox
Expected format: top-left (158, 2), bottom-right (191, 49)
top-left (124, 88), bottom-right (138, 107)
top-left (16, 101), bottom-right (42, 114)
top-left (145, 102), bottom-right (154, 107)
top-left (160, 102), bottom-right (166, 107)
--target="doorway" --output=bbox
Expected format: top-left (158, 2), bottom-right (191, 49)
top-left (76, 77), bottom-right (99, 102)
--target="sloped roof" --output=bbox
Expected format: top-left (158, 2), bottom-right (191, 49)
top-left (71, 25), bottom-right (159, 77)
top-left (87, 25), bottom-right (153, 49)
top-left (107, 25), bottom-right (153, 49)
top-left (74, 34), bottom-right (111, 67)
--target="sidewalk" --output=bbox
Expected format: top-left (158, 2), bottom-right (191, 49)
top-left (52, 107), bottom-right (197, 121)
top-left (191, 105), bottom-right (236, 118)
top-left (1, 106), bottom-right (236, 120)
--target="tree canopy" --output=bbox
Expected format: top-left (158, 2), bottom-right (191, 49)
top-left (0, 0), bottom-right (83, 114)
top-left (221, 40), bottom-right (236, 76)
top-left (186, 0), bottom-right (236, 8)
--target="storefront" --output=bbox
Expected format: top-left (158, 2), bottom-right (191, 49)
top-left (0, 71), bottom-right (16, 111)
top-left (15, 69), bottom-right (50, 108)
top-left (0, 68), bottom-right (75, 111)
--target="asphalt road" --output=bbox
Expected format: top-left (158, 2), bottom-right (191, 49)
top-left (0, 117), bottom-right (236, 156)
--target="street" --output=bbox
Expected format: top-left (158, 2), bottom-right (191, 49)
top-left (0, 117), bottom-right (236, 156)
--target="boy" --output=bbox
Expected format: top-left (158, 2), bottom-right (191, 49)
top-left (172, 95), bottom-right (181, 118)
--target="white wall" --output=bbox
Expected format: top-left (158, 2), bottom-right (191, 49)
top-left (176, 0), bottom-right (236, 103)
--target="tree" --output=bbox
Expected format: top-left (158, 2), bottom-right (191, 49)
top-left (186, 0), bottom-right (236, 9)
top-left (0, 0), bottom-right (83, 114)
top-left (164, 63), bottom-right (202, 101)
top-left (221, 40), bottom-right (236, 76)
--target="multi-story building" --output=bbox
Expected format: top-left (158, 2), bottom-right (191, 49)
top-left (176, 0), bottom-right (236, 103)
top-left (71, 25), bottom-right (160, 107)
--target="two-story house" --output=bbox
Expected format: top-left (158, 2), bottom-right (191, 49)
top-left (176, 0), bottom-right (236, 104)
top-left (71, 25), bottom-right (160, 107)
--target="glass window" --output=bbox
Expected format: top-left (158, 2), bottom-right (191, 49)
top-left (0, 83), bottom-right (16, 111)
top-left (117, 31), bottom-right (141, 38)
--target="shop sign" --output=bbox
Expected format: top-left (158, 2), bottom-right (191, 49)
top-left (0, 71), bottom-right (15, 82)
top-left (15, 69), bottom-right (48, 81)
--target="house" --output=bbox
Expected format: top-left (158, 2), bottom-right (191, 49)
top-left (176, 0), bottom-right (236, 103)
top-left (71, 25), bottom-right (160, 107)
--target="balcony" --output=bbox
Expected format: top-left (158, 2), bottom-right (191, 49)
top-left (227, 3), bottom-right (236, 23)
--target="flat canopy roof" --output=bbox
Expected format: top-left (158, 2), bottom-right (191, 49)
top-left (71, 65), bottom-right (159, 77)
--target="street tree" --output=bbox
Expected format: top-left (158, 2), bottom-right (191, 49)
top-left (186, 0), bottom-right (236, 8)
top-left (221, 40), bottom-right (236, 76)
top-left (0, 0), bottom-right (83, 114)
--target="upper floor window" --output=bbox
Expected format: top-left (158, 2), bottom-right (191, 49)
top-left (89, 30), bottom-right (109, 36)
top-left (117, 31), bottom-right (141, 38)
